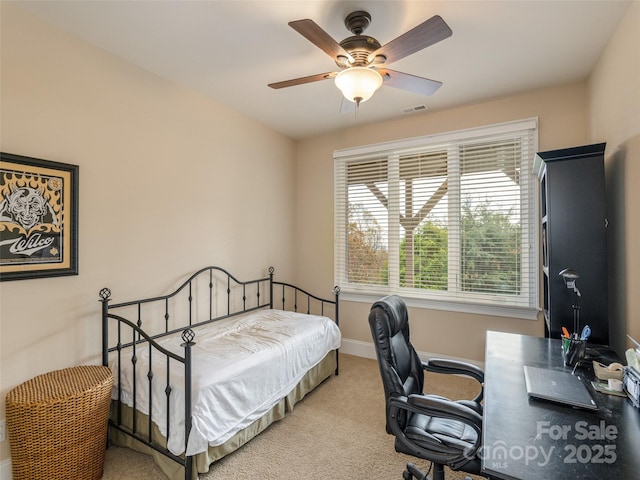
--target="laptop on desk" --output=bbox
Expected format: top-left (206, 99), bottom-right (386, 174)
top-left (523, 365), bottom-right (598, 410)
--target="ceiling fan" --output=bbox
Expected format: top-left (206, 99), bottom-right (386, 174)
top-left (268, 11), bottom-right (453, 107)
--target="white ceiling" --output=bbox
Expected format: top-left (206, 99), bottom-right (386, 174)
top-left (13, 0), bottom-right (632, 140)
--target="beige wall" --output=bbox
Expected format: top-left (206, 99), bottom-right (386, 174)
top-left (295, 83), bottom-right (591, 363)
top-left (0, 4), bottom-right (296, 463)
top-left (589, 0), bottom-right (640, 354)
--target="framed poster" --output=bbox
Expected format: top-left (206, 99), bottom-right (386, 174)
top-left (0, 152), bottom-right (79, 281)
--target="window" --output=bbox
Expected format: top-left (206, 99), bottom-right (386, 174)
top-left (334, 119), bottom-right (538, 318)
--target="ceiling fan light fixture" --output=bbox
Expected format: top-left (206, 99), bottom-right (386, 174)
top-left (335, 67), bottom-right (383, 105)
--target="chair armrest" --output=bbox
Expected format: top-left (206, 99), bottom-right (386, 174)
top-left (424, 358), bottom-right (484, 384)
top-left (424, 358), bottom-right (484, 404)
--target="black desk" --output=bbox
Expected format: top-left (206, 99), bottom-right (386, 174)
top-left (483, 331), bottom-right (640, 479)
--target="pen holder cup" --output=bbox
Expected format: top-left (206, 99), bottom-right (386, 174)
top-left (563, 337), bottom-right (587, 367)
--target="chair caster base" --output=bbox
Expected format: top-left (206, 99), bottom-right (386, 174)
top-left (403, 461), bottom-right (447, 480)
top-left (403, 462), bottom-right (429, 480)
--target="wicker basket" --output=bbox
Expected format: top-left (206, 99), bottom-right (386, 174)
top-left (5, 365), bottom-right (113, 480)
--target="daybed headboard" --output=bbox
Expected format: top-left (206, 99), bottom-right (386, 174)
top-left (99, 266), bottom-right (340, 366)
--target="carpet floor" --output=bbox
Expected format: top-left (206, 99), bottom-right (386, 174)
top-left (102, 353), bottom-right (484, 479)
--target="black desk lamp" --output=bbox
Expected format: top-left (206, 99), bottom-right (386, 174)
top-left (559, 268), bottom-right (581, 337)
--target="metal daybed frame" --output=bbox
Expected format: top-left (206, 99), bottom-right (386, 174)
top-left (99, 266), bottom-right (340, 480)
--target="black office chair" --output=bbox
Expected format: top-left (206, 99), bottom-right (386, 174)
top-left (369, 295), bottom-right (486, 480)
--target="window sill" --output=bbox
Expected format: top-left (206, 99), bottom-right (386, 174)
top-left (340, 291), bottom-right (540, 320)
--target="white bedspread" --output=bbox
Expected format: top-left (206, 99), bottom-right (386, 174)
top-left (110, 309), bottom-right (341, 456)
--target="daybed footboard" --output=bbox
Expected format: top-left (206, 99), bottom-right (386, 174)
top-left (99, 289), bottom-right (197, 479)
top-left (99, 266), bottom-right (340, 480)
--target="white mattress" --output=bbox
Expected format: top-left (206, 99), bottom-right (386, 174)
top-left (110, 309), bottom-right (341, 456)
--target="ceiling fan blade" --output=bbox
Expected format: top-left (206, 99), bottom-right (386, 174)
top-left (289, 19), bottom-right (353, 62)
top-left (378, 69), bottom-right (443, 96)
top-left (268, 72), bottom-right (337, 89)
top-left (369, 15), bottom-right (452, 65)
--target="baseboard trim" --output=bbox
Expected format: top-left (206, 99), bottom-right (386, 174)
top-left (1, 458), bottom-right (12, 480)
top-left (340, 338), bottom-right (485, 370)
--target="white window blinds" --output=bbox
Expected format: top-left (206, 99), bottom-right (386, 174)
top-left (334, 119), bottom-right (538, 316)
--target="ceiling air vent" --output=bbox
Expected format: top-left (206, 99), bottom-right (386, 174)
top-left (401, 104), bottom-right (429, 114)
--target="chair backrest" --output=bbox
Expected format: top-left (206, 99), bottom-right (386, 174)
top-left (369, 295), bottom-right (424, 432)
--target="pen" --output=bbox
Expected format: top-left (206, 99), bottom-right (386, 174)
top-left (580, 325), bottom-right (591, 341)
